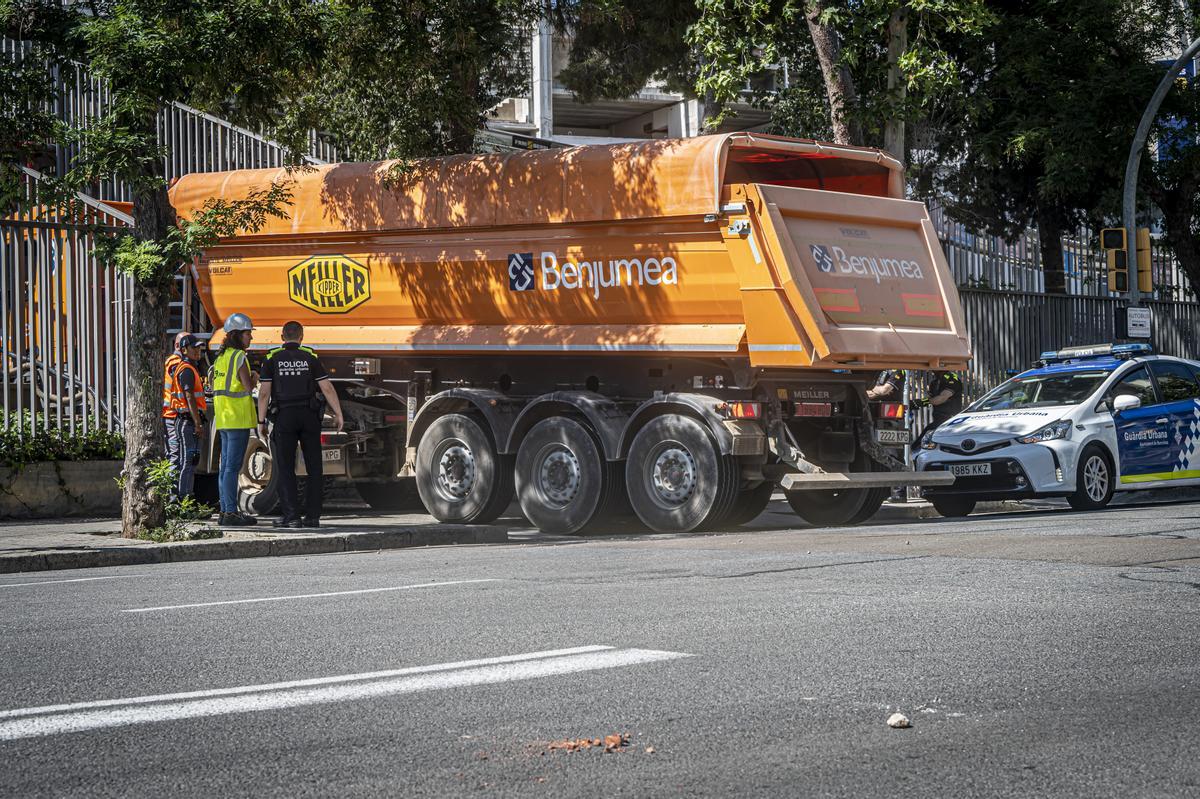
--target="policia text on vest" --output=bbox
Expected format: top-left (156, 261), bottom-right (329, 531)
top-left (257, 322), bottom-right (345, 528)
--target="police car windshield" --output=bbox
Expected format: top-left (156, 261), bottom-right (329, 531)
top-left (968, 370), bottom-right (1112, 411)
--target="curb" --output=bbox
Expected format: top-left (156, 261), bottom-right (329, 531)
top-left (0, 525), bottom-right (508, 574)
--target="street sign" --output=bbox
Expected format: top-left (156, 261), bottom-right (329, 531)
top-left (1122, 306), bottom-right (1152, 339)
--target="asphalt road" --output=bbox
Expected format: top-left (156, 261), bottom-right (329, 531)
top-left (3, 498), bottom-right (1200, 798)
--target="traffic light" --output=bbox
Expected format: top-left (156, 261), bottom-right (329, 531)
top-left (1135, 227), bottom-right (1152, 293)
top-left (1101, 228), bottom-right (1128, 293)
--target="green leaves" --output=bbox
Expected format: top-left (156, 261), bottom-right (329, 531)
top-left (0, 418), bottom-right (125, 469)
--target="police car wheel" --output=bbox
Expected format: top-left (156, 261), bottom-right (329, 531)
top-left (515, 417), bottom-right (611, 534)
top-left (416, 413), bottom-right (513, 524)
top-left (1067, 445), bottom-right (1114, 511)
top-left (625, 414), bottom-right (734, 533)
top-left (930, 496), bottom-right (975, 518)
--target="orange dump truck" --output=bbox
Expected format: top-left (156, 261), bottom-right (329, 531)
top-left (170, 133), bottom-right (969, 532)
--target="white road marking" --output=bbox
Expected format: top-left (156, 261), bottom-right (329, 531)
top-left (0, 575), bottom-right (131, 589)
top-left (0, 646), bottom-right (691, 740)
top-left (121, 578), bottom-right (498, 613)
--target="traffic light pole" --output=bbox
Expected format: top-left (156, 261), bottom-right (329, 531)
top-left (1123, 35), bottom-right (1200, 305)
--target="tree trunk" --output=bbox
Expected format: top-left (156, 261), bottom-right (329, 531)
top-left (1036, 205), bottom-right (1068, 295)
top-left (120, 180), bottom-right (176, 538)
top-left (883, 7), bottom-right (908, 166)
top-left (1149, 175), bottom-right (1200, 302)
top-left (806, 0), bottom-right (862, 145)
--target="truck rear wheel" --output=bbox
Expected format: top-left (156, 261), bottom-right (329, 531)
top-left (415, 413), bottom-right (513, 524)
top-left (355, 479), bottom-right (425, 512)
top-left (787, 486), bottom-right (872, 527)
top-left (238, 434), bottom-right (281, 515)
top-left (721, 481), bottom-right (776, 527)
top-left (624, 414), bottom-right (735, 533)
top-left (515, 417), bottom-right (618, 534)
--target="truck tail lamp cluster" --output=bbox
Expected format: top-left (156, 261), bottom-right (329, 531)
top-left (352, 357), bottom-right (381, 376)
top-left (877, 403), bottom-right (905, 419)
top-left (716, 401), bottom-right (761, 419)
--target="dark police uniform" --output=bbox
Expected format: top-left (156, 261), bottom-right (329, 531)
top-left (926, 371), bottom-right (964, 428)
top-left (874, 369), bottom-right (906, 399)
top-left (260, 343), bottom-right (329, 522)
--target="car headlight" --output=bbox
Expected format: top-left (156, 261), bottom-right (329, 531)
top-left (920, 429), bottom-right (937, 450)
top-left (1017, 419), bottom-right (1072, 444)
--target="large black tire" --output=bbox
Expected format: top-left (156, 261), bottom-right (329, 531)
top-left (787, 486), bottom-right (873, 526)
top-left (415, 413), bottom-right (513, 524)
top-left (720, 481), bottom-right (777, 527)
top-left (624, 414), bottom-right (735, 533)
top-left (515, 417), bottom-right (625, 534)
top-left (930, 496), bottom-right (976, 518)
top-left (355, 479), bottom-right (426, 512)
top-left (1067, 444), bottom-right (1115, 511)
top-left (847, 486), bottom-right (889, 524)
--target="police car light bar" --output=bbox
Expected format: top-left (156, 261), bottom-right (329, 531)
top-left (1037, 342), bottom-right (1153, 365)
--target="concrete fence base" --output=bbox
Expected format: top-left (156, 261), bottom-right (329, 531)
top-left (0, 461), bottom-right (122, 519)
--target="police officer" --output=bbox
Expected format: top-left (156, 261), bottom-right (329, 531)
top-left (257, 321), bottom-right (344, 528)
top-left (913, 370), bottom-right (965, 434)
top-left (866, 369), bottom-right (906, 401)
top-left (866, 369), bottom-right (907, 501)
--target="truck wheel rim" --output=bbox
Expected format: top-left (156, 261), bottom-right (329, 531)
top-left (240, 438), bottom-right (271, 492)
top-left (1084, 455), bottom-right (1108, 501)
top-left (537, 444), bottom-right (580, 508)
top-left (648, 445), bottom-right (696, 508)
top-left (436, 441), bottom-right (476, 501)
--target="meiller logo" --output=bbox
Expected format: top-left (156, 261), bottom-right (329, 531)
top-left (525, 251), bottom-right (679, 299)
top-left (810, 243), bottom-right (925, 284)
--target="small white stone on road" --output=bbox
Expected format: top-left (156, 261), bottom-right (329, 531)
top-left (887, 712), bottom-right (911, 728)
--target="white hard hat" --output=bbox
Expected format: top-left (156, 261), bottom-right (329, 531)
top-left (223, 313), bottom-right (254, 333)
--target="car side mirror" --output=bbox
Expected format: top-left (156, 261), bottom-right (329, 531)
top-left (1112, 394), bottom-right (1141, 413)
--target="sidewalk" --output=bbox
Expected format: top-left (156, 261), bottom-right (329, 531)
top-left (0, 512), bottom-right (507, 574)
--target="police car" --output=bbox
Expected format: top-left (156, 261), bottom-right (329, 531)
top-left (915, 344), bottom-right (1200, 517)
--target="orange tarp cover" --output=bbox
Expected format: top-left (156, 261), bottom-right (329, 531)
top-left (169, 134), bottom-right (902, 237)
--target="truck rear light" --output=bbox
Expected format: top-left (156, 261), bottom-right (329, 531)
top-left (352, 357), bottom-right (381, 376)
top-left (878, 403), bottom-right (905, 419)
top-left (320, 433), bottom-right (333, 445)
top-left (794, 402), bottom-right (832, 417)
top-left (720, 398), bottom-right (758, 417)
top-left (384, 414), bottom-right (405, 424)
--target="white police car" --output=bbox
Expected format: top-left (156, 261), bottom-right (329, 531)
top-left (915, 344), bottom-right (1200, 517)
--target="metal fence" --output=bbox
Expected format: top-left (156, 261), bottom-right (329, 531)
top-left (932, 205), bottom-right (1194, 301)
top-left (956, 289), bottom-right (1200, 398)
top-left (1, 171), bottom-right (132, 433)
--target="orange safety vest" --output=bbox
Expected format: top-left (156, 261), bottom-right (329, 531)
top-left (164, 360), bottom-right (207, 419)
top-left (161, 352), bottom-right (184, 418)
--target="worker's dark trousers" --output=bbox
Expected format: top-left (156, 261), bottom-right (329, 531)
top-left (271, 405), bottom-right (323, 521)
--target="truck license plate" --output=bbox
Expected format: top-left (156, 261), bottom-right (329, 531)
top-left (873, 429), bottom-right (911, 444)
top-left (949, 463), bottom-right (990, 477)
top-left (322, 448), bottom-right (342, 462)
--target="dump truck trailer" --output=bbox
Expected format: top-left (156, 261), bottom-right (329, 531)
top-left (169, 133), bottom-right (970, 533)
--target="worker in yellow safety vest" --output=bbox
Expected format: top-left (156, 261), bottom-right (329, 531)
top-left (209, 313), bottom-right (258, 527)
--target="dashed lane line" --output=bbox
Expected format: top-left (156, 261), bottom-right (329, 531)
top-left (0, 645), bottom-right (692, 740)
top-left (121, 578), bottom-right (498, 613)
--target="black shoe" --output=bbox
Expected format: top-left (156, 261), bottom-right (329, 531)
top-left (220, 512), bottom-right (257, 527)
top-left (273, 517), bottom-right (303, 529)
top-left (300, 517), bottom-right (320, 529)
